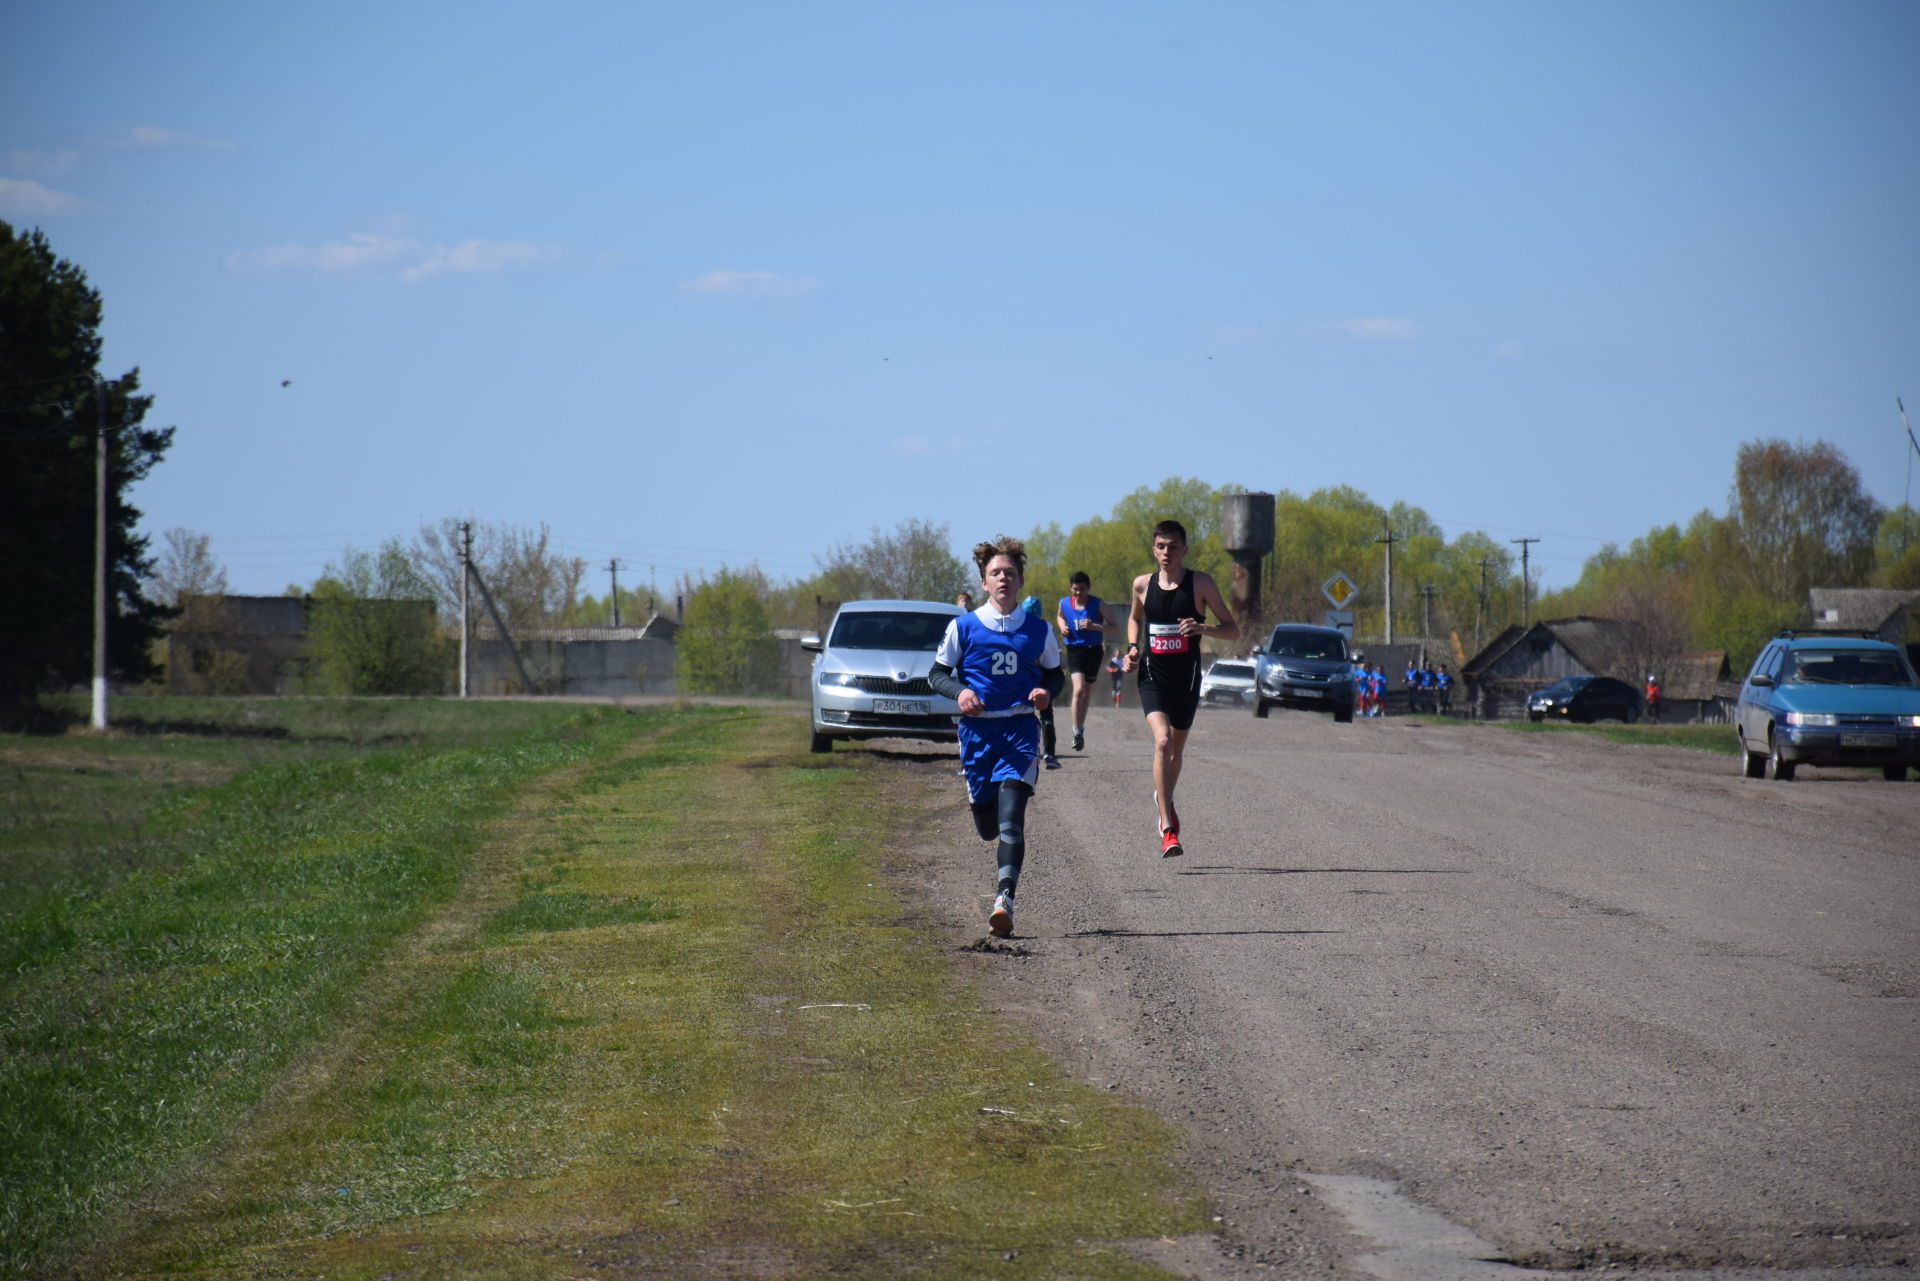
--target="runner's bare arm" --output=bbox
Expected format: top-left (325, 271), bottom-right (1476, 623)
top-left (1186, 571), bottom-right (1241, 642)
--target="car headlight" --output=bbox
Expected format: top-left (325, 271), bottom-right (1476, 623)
top-left (819, 672), bottom-right (862, 688)
top-left (1898, 715), bottom-right (1920, 729)
top-left (1784, 711), bottom-right (1837, 727)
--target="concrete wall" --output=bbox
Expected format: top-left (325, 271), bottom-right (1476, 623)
top-left (469, 637), bottom-right (679, 696)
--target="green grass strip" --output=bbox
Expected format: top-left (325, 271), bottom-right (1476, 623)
top-left (90, 709), bottom-right (1207, 1280)
top-left (1482, 718), bottom-right (1739, 755)
top-left (0, 702), bottom-right (651, 1277)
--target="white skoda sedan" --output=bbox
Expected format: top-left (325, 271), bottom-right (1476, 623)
top-left (803, 599), bottom-right (964, 753)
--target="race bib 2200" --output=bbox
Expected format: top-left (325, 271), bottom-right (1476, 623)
top-left (1147, 623), bottom-right (1189, 655)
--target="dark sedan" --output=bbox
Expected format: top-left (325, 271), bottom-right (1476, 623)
top-left (1525, 675), bottom-right (1640, 724)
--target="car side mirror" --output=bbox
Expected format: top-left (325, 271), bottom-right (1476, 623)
top-left (1748, 673), bottom-right (1773, 688)
top-left (801, 635), bottom-right (822, 653)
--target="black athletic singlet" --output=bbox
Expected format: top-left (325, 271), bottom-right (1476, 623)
top-left (1140, 569), bottom-right (1200, 694)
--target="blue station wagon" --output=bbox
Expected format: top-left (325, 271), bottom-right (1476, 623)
top-left (1734, 631), bottom-right (1920, 781)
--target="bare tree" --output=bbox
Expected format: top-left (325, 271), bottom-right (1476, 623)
top-left (148, 528), bottom-right (229, 608)
top-left (815, 518), bottom-right (968, 602)
top-left (412, 518), bottom-right (586, 633)
top-left (1588, 568), bottom-right (1698, 683)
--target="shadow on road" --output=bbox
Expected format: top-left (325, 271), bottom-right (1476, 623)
top-left (1176, 865), bottom-right (1472, 876)
top-left (1064, 927), bottom-right (1344, 939)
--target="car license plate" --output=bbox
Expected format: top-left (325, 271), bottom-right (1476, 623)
top-left (1292, 687), bottom-right (1321, 699)
top-left (1840, 733), bottom-right (1895, 748)
top-left (872, 699), bottom-right (928, 716)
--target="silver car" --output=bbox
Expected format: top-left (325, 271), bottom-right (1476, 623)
top-left (803, 599), bottom-right (963, 753)
top-left (1200, 658), bottom-right (1256, 706)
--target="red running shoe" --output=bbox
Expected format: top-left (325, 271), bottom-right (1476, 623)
top-left (1160, 828), bottom-right (1184, 858)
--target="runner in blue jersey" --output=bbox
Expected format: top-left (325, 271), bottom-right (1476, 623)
top-left (1055, 570), bottom-right (1108, 753)
top-left (1022, 594), bottom-right (1062, 769)
top-left (926, 536), bottom-right (1064, 938)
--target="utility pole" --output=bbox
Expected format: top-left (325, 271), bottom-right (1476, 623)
top-left (459, 521), bottom-right (472, 698)
top-left (1901, 398), bottom-right (1918, 558)
top-left (1419, 583), bottom-right (1437, 648)
top-left (1511, 537), bottom-right (1539, 629)
top-left (1376, 527), bottom-right (1399, 644)
top-left (607, 559), bottom-right (623, 627)
top-left (1475, 555), bottom-right (1493, 651)
top-left (91, 379), bottom-right (110, 731)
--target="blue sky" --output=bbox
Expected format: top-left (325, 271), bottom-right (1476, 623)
top-left (7, 0), bottom-right (1917, 599)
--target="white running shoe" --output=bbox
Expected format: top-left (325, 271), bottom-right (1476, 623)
top-left (1044, 754), bottom-right (1061, 770)
top-left (1072, 728), bottom-right (1085, 752)
top-left (988, 893), bottom-right (1014, 938)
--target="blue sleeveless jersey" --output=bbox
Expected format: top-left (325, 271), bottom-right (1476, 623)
top-left (1057, 594), bottom-right (1103, 647)
top-left (939, 608), bottom-right (1056, 712)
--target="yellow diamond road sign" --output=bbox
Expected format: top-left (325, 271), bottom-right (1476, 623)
top-left (1322, 572), bottom-right (1358, 610)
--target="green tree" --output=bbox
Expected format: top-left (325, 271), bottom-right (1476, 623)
top-left (1725, 439), bottom-right (1880, 602)
top-left (678, 568), bottom-right (781, 694)
top-left (307, 539), bottom-right (449, 694)
top-left (0, 222), bottom-right (173, 715)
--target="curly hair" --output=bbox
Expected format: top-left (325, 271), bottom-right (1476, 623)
top-left (970, 535), bottom-right (1026, 577)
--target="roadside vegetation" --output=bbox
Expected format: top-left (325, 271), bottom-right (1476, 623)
top-left (1483, 717), bottom-right (1738, 755)
top-left (3, 698), bottom-right (1204, 1279)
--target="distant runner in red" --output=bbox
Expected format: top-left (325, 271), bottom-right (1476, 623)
top-left (1124, 519), bottom-right (1239, 858)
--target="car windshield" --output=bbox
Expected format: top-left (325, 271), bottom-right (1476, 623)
top-left (1782, 648), bottom-right (1918, 687)
top-left (1210, 662), bottom-right (1253, 676)
top-left (1266, 629), bottom-right (1346, 660)
top-left (1537, 677), bottom-right (1590, 698)
top-left (828, 610), bottom-right (953, 652)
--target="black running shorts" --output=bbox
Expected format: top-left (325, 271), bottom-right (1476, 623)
top-left (1137, 681), bottom-right (1199, 731)
top-left (1061, 644), bottom-right (1104, 682)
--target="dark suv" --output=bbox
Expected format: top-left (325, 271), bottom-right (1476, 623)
top-left (1250, 623), bottom-right (1354, 723)
top-left (1735, 630), bottom-right (1920, 781)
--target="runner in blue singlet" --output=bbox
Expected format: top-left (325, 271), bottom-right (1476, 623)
top-left (1055, 570), bottom-right (1107, 753)
top-left (926, 536), bottom-right (1064, 938)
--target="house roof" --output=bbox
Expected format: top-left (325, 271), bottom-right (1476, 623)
top-left (1460, 623), bottom-right (1526, 678)
top-left (1460, 616), bottom-right (1639, 679)
top-left (1806, 588), bottom-right (1920, 633)
top-left (1656, 651), bottom-right (1730, 700)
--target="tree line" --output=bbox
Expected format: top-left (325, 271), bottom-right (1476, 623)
top-left (6, 219), bottom-right (1915, 710)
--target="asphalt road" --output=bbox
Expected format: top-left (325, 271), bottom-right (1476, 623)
top-left (874, 705), bottom-right (1918, 1279)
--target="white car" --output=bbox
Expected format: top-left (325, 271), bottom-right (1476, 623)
top-left (802, 599), bottom-right (963, 753)
top-left (1200, 658), bottom-right (1257, 706)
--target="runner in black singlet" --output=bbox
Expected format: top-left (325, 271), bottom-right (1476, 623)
top-left (1123, 519), bottom-right (1239, 858)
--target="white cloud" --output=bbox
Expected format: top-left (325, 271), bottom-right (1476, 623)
top-left (892, 434), bottom-right (930, 454)
top-left (6, 149), bottom-right (78, 176)
top-left (1314, 317), bottom-right (1422, 340)
top-left (226, 231), bottom-right (559, 282)
top-left (401, 239), bottom-right (556, 282)
top-left (1493, 341), bottom-right (1524, 360)
top-left (679, 269), bottom-right (817, 299)
top-left (125, 125), bottom-right (234, 150)
top-left (0, 177), bottom-right (89, 217)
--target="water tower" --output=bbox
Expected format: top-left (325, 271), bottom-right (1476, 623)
top-left (1219, 491), bottom-right (1275, 626)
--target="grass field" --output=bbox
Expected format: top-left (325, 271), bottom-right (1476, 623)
top-left (1485, 717), bottom-right (1740, 755)
top-left (3, 698), bottom-right (1205, 1279)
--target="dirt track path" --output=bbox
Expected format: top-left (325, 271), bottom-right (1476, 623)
top-left (872, 707), bottom-right (1919, 1279)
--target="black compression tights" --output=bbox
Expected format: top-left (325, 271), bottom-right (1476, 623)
top-left (970, 781), bottom-right (1031, 897)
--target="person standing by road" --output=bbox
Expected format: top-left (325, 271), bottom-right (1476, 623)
top-left (1107, 650), bottom-right (1125, 707)
top-left (1645, 674), bottom-right (1662, 723)
top-left (926, 538), bottom-right (1063, 938)
top-left (1055, 571), bottom-right (1107, 753)
top-left (1436, 664), bottom-right (1453, 715)
top-left (1125, 520), bottom-right (1239, 857)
